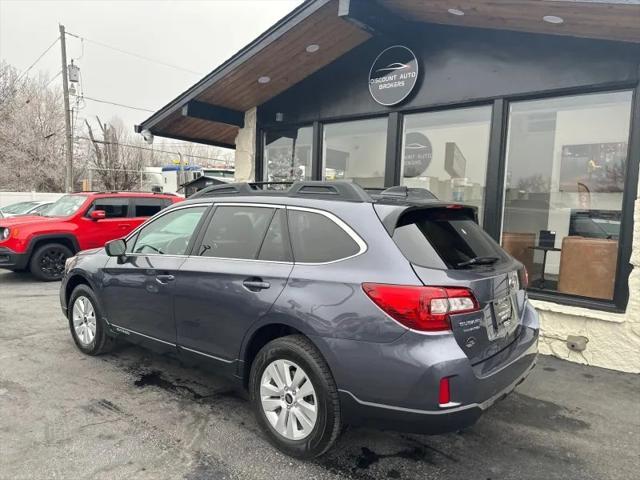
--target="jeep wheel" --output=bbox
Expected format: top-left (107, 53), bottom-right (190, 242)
top-left (68, 284), bottom-right (114, 355)
top-left (29, 243), bottom-right (72, 281)
top-left (249, 335), bottom-right (341, 458)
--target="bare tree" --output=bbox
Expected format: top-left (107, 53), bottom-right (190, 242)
top-left (0, 60), bottom-right (234, 193)
top-left (516, 174), bottom-right (550, 194)
top-left (85, 116), bottom-right (154, 191)
top-left (0, 61), bottom-right (76, 192)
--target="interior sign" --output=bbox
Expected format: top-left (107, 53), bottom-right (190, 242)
top-left (369, 45), bottom-right (419, 106)
top-left (403, 132), bottom-right (432, 177)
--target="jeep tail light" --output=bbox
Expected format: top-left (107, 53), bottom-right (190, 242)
top-left (361, 284), bottom-right (479, 332)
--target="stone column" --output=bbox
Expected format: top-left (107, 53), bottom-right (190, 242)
top-left (233, 107), bottom-right (257, 182)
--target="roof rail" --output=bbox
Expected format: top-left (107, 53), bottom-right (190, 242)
top-left (93, 190), bottom-right (177, 196)
top-left (189, 180), bottom-right (372, 202)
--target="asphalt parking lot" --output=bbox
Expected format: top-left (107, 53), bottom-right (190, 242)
top-left (1, 269), bottom-right (639, 480)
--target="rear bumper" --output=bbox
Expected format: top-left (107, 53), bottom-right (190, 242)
top-left (338, 356), bottom-right (536, 434)
top-left (0, 247), bottom-right (29, 270)
top-left (311, 301), bottom-right (539, 434)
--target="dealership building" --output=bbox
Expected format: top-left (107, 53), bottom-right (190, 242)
top-left (137, 0), bottom-right (640, 372)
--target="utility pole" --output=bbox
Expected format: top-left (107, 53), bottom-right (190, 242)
top-left (59, 24), bottom-right (74, 193)
top-left (178, 152), bottom-right (185, 191)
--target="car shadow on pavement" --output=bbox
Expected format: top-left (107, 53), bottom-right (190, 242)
top-left (93, 341), bottom-right (637, 480)
top-left (0, 270), bottom-right (49, 284)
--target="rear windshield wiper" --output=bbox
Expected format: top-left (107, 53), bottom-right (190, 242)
top-left (456, 256), bottom-right (499, 268)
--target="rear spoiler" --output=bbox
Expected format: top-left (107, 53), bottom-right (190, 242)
top-left (373, 203), bottom-right (479, 237)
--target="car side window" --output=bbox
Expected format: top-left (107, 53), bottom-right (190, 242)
top-left (31, 203), bottom-right (51, 215)
top-left (197, 205), bottom-right (275, 259)
top-left (130, 206), bottom-right (207, 255)
top-left (258, 209), bottom-right (292, 262)
top-left (88, 197), bottom-right (129, 218)
top-left (287, 209), bottom-right (360, 263)
top-left (133, 198), bottom-right (167, 217)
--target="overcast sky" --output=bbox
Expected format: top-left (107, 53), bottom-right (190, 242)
top-left (0, 0), bottom-right (302, 136)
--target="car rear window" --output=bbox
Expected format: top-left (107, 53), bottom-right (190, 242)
top-left (392, 208), bottom-right (508, 269)
top-left (134, 198), bottom-right (168, 217)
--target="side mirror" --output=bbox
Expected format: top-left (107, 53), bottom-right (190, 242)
top-left (105, 238), bottom-right (126, 257)
top-left (90, 210), bottom-right (106, 220)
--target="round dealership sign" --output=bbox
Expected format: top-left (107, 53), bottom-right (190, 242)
top-left (368, 45), bottom-right (419, 106)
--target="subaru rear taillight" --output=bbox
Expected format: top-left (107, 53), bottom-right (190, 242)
top-left (439, 377), bottom-right (451, 405)
top-left (361, 283), bottom-right (479, 332)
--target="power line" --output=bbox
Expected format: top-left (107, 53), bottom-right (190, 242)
top-left (65, 31), bottom-right (203, 76)
top-left (76, 135), bottom-right (230, 163)
top-left (22, 70), bottom-right (62, 107)
top-left (16, 36), bottom-right (60, 82)
top-left (44, 70), bottom-right (62, 89)
top-left (80, 95), bottom-right (155, 113)
top-left (0, 36), bottom-right (61, 115)
top-left (0, 69), bottom-right (62, 116)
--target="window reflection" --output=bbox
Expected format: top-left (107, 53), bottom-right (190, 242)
top-left (322, 118), bottom-right (387, 188)
top-left (264, 127), bottom-right (313, 182)
top-left (501, 91), bottom-right (632, 300)
top-left (401, 106), bottom-right (492, 224)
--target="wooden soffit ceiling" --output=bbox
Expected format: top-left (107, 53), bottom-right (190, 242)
top-left (381, 0), bottom-right (640, 44)
top-left (140, 0), bottom-right (639, 148)
top-left (141, 0), bottom-right (371, 148)
top-left (194, 1), bottom-right (370, 111)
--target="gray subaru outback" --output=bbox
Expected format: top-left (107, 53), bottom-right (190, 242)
top-left (60, 181), bottom-right (538, 458)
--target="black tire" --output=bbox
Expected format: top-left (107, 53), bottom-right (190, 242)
top-left (68, 284), bottom-right (114, 355)
top-left (249, 334), bottom-right (341, 458)
top-left (29, 242), bottom-right (72, 281)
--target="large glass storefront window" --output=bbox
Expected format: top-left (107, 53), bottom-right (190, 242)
top-left (322, 117), bottom-right (387, 188)
top-left (502, 91), bottom-right (633, 301)
top-left (401, 106), bottom-right (492, 224)
top-left (264, 126), bottom-right (313, 182)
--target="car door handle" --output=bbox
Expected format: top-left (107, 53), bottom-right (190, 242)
top-left (243, 279), bottom-right (270, 291)
top-left (156, 274), bottom-right (175, 284)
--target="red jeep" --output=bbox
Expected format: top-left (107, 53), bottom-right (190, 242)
top-left (0, 192), bottom-right (182, 281)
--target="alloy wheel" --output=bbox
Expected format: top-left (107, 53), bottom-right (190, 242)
top-left (39, 247), bottom-right (67, 278)
top-left (260, 359), bottom-right (318, 440)
top-left (72, 296), bottom-right (97, 346)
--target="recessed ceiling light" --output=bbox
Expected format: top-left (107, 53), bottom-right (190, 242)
top-left (306, 44), bottom-right (320, 53)
top-left (543, 15), bottom-right (564, 24)
top-left (258, 76), bottom-right (271, 84)
top-left (447, 8), bottom-right (465, 16)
